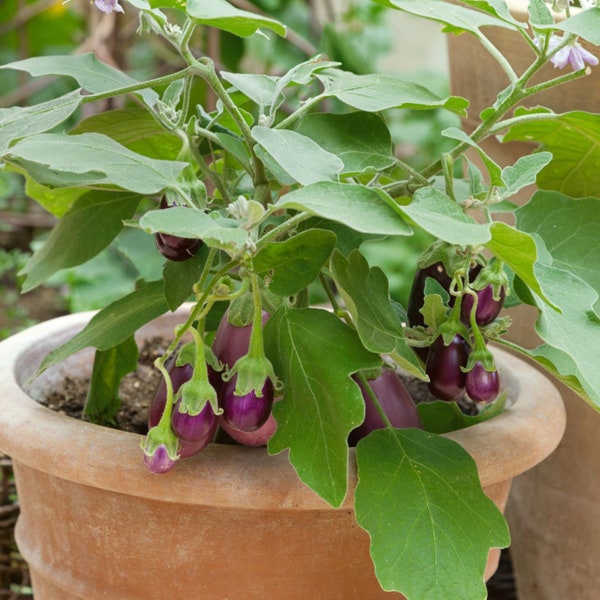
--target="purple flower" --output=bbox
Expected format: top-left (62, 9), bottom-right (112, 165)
top-left (94, 0), bottom-right (124, 14)
top-left (540, 34), bottom-right (599, 70)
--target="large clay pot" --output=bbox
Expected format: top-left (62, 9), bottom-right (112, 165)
top-left (447, 2), bottom-right (600, 598)
top-left (0, 308), bottom-right (565, 599)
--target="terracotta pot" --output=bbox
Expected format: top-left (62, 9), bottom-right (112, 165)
top-left (0, 308), bottom-right (565, 599)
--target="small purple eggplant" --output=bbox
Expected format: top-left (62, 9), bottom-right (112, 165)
top-left (462, 285), bottom-right (506, 326)
top-left (143, 443), bottom-right (177, 474)
top-left (465, 361), bottom-right (500, 404)
top-left (171, 396), bottom-right (218, 444)
top-left (349, 369), bottom-right (422, 446)
top-left (220, 376), bottom-right (274, 433)
top-left (425, 334), bottom-right (469, 401)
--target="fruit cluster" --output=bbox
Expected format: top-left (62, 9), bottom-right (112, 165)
top-left (407, 257), bottom-right (507, 405)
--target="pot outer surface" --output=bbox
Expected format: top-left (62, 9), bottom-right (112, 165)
top-left (0, 308), bottom-right (566, 600)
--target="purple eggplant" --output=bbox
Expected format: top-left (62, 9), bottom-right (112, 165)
top-left (155, 199), bottom-right (201, 262)
top-left (465, 361), bottom-right (500, 404)
top-left (143, 444), bottom-right (177, 474)
top-left (425, 334), bottom-right (469, 401)
top-left (349, 369), bottom-right (422, 446)
top-left (461, 285), bottom-right (505, 326)
top-left (220, 377), bottom-right (274, 432)
top-left (171, 396), bottom-right (217, 444)
top-left (406, 262), bottom-right (453, 328)
top-left (148, 362), bottom-right (194, 429)
top-left (219, 399), bottom-right (279, 446)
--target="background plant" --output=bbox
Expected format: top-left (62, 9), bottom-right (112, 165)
top-left (1, 0), bottom-right (600, 598)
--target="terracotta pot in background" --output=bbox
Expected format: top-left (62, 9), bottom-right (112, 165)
top-left (447, 2), bottom-right (600, 597)
top-left (0, 308), bottom-right (565, 599)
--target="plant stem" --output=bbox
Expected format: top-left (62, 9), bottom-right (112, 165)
top-left (356, 372), bottom-right (394, 429)
top-left (256, 211), bottom-right (313, 250)
top-left (81, 67), bottom-right (193, 104)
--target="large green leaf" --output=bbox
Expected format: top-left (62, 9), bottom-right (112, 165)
top-left (253, 229), bottom-right (337, 296)
top-left (184, 0), bottom-right (286, 37)
top-left (0, 90), bottom-right (81, 155)
top-left (138, 207), bottom-right (248, 253)
top-left (400, 187), bottom-right (491, 246)
top-left (516, 191), bottom-right (600, 296)
top-left (83, 336), bottom-right (139, 425)
top-left (355, 428), bottom-right (510, 599)
top-left (556, 7), bottom-right (600, 45)
top-left (528, 262), bottom-right (600, 408)
top-left (503, 110), bottom-right (600, 198)
top-left (330, 250), bottom-right (424, 378)
top-left (316, 69), bottom-right (469, 115)
top-left (38, 280), bottom-right (169, 374)
top-left (0, 53), bottom-right (157, 106)
top-left (72, 109), bottom-right (183, 160)
top-left (485, 221), bottom-right (555, 307)
top-left (373, 0), bottom-right (520, 34)
top-left (294, 112), bottom-right (395, 175)
top-left (273, 181), bottom-right (412, 236)
top-left (6, 133), bottom-right (186, 194)
top-left (264, 307), bottom-right (381, 507)
top-left (221, 72), bottom-right (279, 112)
top-left (252, 126), bottom-right (343, 185)
top-left (19, 191), bottom-right (142, 292)
top-left (162, 245), bottom-right (210, 311)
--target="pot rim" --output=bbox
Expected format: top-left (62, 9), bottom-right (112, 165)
top-left (0, 308), bottom-right (565, 510)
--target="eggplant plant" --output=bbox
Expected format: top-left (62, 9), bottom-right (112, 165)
top-left (1, 0), bottom-right (600, 598)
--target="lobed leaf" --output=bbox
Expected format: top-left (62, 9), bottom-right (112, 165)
top-left (264, 307), bottom-right (381, 507)
top-left (355, 428), bottom-right (510, 599)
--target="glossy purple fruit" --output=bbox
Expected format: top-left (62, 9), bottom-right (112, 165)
top-left (406, 262), bottom-right (453, 327)
top-left (425, 334), bottom-right (469, 401)
top-left (465, 361), bottom-right (500, 404)
top-left (349, 369), bottom-right (422, 446)
top-left (156, 231), bottom-right (201, 262)
top-left (462, 285), bottom-right (506, 326)
top-left (219, 399), bottom-right (279, 446)
top-left (155, 199), bottom-right (202, 262)
top-left (143, 444), bottom-right (176, 474)
top-left (148, 362), bottom-right (194, 429)
top-left (220, 377), bottom-right (274, 433)
top-left (171, 396), bottom-right (218, 444)
top-left (179, 436), bottom-right (213, 458)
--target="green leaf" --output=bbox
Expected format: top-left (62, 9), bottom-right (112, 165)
top-left (516, 190), bottom-right (600, 296)
top-left (316, 68), bottom-right (469, 115)
top-left (528, 262), bottom-right (600, 408)
top-left (372, 0), bottom-right (520, 35)
top-left (253, 229), bottom-right (336, 296)
top-left (252, 126), bottom-right (343, 185)
top-left (442, 127), bottom-right (503, 186)
top-left (354, 428), bottom-right (510, 599)
top-left (162, 245), bottom-right (210, 311)
top-left (417, 394), bottom-right (507, 434)
top-left (273, 182), bottom-right (412, 236)
top-left (330, 250), bottom-right (424, 378)
top-left (138, 207), bottom-right (249, 253)
top-left (504, 110), bottom-right (600, 198)
top-left (0, 89), bottom-right (81, 155)
top-left (83, 336), bottom-right (139, 426)
top-left (184, 0), bottom-right (286, 37)
top-left (7, 132), bottom-right (187, 194)
top-left (500, 152), bottom-right (553, 198)
top-left (264, 307), bottom-right (381, 507)
top-left (38, 280), bottom-right (169, 373)
top-left (485, 222), bottom-right (556, 308)
top-left (19, 191), bottom-right (142, 292)
top-left (72, 109), bottom-right (183, 160)
top-left (400, 187), bottom-right (491, 246)
top-left (0, 53), bottom-right (157, 106)
top-left (528, 0), bottom-right (554, 27)
top-left (294, 112), bottom-right (395, 175)
top-left (556, 7), bottom-right (600, 45)
top-left (221, 72), bottom-right (279, 111)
